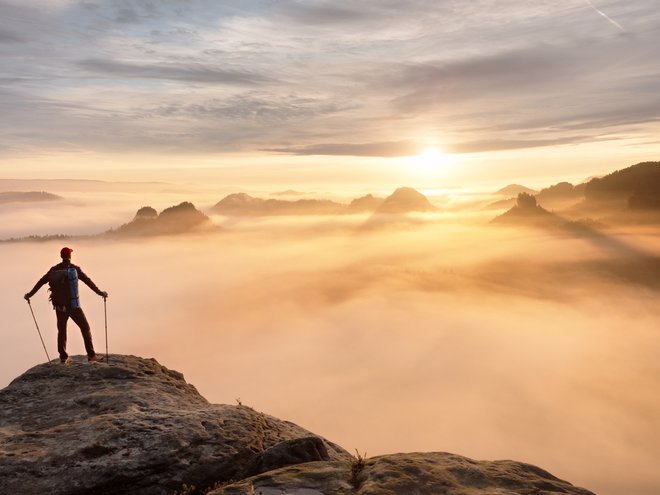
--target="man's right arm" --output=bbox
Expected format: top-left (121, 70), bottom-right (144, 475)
top-left (24, 272), bottom-right (50, 300)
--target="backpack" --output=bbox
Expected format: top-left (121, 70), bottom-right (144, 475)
top-left (48, 267), bottom-right (80, 310)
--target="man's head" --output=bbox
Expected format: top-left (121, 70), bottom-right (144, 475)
top-left (60, 247), bottom-right (73, 259)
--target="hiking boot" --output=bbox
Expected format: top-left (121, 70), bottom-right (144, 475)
top-left (88, 354), bottom-right (105, 364)
top-left (60, 357), bottom-right (72, 365)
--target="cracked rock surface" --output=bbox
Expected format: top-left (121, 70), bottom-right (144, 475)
top-left (0, 355), bottom-right (594, 495)
top-left (212, 453), bottom-right (596, 495)
top-left (0, 355), bottom-right (348, 495)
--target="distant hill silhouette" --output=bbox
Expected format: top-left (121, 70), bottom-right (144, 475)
top-left (134, 206), bottom-right (158, 220)
top-left (585, 161), bottom-right (660, 209)
top-left (212, 193), bottom-right (345, 216)
top-left (486, 181), bottom-right (586, 211)
top-left (537, 181), bottom-right (585, 202)
top-left (212, 189), bottom-right (434, 216)
top-left (629, 189), bottom-right (660, 210)
top-left (375, 187), bottom-right (436, 214)
top-left (0, 191), bottom-right (62, 204)
top-left (110, 202), bottom-right (214, 236)
top-left (483, 197), bottom-right (517, 211)
top-left (495, 184), bottom-right (537, 196)
top-left (347, 194), bottom-right (385, 213)
top-left (492, 193), bottom-right (559, 225)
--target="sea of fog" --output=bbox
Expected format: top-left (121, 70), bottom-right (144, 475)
top-left (1, 180), bottom-right (659, 495)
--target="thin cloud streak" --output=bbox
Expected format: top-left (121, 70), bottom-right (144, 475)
top-left (77, 58), bottom-right (272, 85)
top-left (584, 0), bottom-right (626, 32)
top-left (268, 136), bottom-right (595, 157)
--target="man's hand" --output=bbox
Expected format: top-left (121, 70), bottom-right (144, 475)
top-left (24, 293), bottom-right (30, 301)
top-left (100, 291), bottom-right (108, 299)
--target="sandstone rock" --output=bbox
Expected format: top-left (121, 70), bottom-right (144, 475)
top-left (0, 355), bottom-right (349, 495)
top-left (110, 202), bottom-right (215, 236)
top-left (243, 436), bottom-right (331, 478)
top-left (211, 452), bottom-right (596, 495)
top-left (491, 193), bottom-right (559, 226)
top-left (0, 355), bottom-right (595, 495)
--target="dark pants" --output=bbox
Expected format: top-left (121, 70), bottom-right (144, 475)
top-left (56, 307), bottom-right (96, 361)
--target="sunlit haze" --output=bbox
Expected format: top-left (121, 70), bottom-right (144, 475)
top-left (1, 2), bottom-right (660, 495)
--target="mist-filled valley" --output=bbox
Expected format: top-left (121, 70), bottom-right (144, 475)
top-left (2, 175), bottom-right (659, 495)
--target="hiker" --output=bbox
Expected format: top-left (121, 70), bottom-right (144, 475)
top-left (24, 247), bottom-right (108, 364)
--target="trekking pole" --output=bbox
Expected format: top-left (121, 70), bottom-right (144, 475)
top-left (26, 299), bottom-right (51, 363)
top-left (103, 296), bottom-right (109, 364)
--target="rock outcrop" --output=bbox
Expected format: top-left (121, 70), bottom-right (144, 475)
top-left (0, 355), bottom-right (348, 495)
top-left (0, 355), bottom-right (595, 495)
top-left (109, 202), bottom-right (215, 236)
top-left (211, 452), bottom-right (595, 495)
top-left (486, 182), bottom-right (585, 212)
top-left (492, 193), bottom-right (559, 226)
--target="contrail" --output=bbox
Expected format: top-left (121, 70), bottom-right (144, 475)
top-left (584, 0), bottom-right (626, 32)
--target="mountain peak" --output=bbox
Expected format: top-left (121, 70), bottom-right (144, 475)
top-left (495, 184), bottom-right (537, 196)
top-left (111, 202), bottom-right (214, 236)
top-left (492, 193), bottom-right (558, 225)
top-left (376, 187), bottom-right (436, 214)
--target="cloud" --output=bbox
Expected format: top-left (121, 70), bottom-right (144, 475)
top-left (77, 58), bottom-right (272, 85)
top-left (267, 140), bottom-right (419, 157)
top-left (0, 28), bottom-right (24, 43)
top-left (147, 93), bottom-right (348, 122)
top-left (444, 135), bottom-right (596, 154)
top-left (382, 42), bottom-right (612, 111)
top-left (268, 135), bottom-right (597, 157)
top-left (272, 2), bottom-right (372, 25)
top-left (363, 33), bottom-right (660, 147)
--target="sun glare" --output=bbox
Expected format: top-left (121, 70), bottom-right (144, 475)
top-left (411, 147), bottom-right (451, 178)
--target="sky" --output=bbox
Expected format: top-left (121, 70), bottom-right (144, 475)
top-left (1, 0), bottom-right (660, 186)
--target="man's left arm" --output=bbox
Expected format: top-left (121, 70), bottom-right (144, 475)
top-left (77, 266), bottom-right (108, 298)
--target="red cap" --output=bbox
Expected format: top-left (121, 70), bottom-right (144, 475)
top-left (60, 247), bottom-right (73, 259)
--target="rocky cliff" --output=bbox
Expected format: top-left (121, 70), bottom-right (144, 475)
top-left (212, 452), bottom-right (596, 495)
top-left (0, 356), bottom-right (347, 495)
top-left (492, 193), bottom-right (559, 226)
top-left (0, 355), bottom-right (594, 495)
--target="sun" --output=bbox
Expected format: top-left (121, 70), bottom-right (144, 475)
top-left (411, 147), bottom-right (450, 177)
